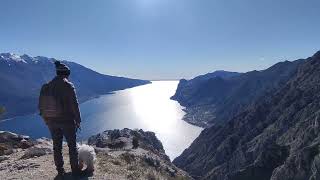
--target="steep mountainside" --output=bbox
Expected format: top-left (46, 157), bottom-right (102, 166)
top-left (172, 60), bottom-right (304, 127)
top-left (0, 53), bottom-right (150, 119)
top-left (173, 51), bottom-right (320, 180)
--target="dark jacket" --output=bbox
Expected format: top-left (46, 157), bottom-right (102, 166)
top-left (41, 76), bottom-right (81, 126)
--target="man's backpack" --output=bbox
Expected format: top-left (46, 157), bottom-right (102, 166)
top-left (39, 83), bottom-right (64, 119)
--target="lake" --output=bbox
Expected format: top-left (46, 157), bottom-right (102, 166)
top-left (0, 81), bottom-right (203, 159)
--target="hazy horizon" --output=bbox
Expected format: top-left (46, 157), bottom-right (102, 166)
top-left (0, 0), bottom-right (319, 79)
top-left (0, 51), bottom-right (313, 81)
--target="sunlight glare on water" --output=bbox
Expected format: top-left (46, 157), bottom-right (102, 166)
top-left (81, 81), bottom-right (204, 159)
top-left (131, 81), bottom-right (184, 132)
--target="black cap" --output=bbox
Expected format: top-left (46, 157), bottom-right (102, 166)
top-left (55, 61), bottom-right (70, 76)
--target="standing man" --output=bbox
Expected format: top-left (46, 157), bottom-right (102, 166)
top-left (39, 61), bottom-right (82, 178)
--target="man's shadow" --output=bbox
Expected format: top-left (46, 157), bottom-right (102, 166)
top-left (54, 172), bottom-right (91, 180)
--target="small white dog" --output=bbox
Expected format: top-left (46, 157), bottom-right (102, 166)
top-left (77, 144), bottom-right (96, 173)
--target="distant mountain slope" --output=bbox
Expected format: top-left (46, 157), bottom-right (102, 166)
top-left (172, 70), bottom-right (241, 105)
top-left (173, 51), bottom-right (320, 180)
top-left (172, 60), bottom-right (304, 127)
top-left (190, 70), bottom-right (241, 82)
top-left (0, 53), bottom-right (150, 119)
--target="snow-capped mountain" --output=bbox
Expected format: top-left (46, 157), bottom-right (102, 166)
top-left (0, 53), bottom-right (28, 63)
top-left (0, 53), bottom-right (150, 119)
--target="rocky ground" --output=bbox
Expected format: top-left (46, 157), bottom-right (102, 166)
top-left (0, 129), bottom-right (191, 180)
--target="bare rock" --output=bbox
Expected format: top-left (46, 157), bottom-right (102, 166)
top-left (0, 156), bottom-right (9, 162)
top-left (88, 128), bottom-right (170, 161)
top-left (21, 138), bottom-right (53, 159)
top-left (0, 131), bottom-right (34, 156)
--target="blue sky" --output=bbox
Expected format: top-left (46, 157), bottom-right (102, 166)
top-left (0, 0), bottom-right (319, 80)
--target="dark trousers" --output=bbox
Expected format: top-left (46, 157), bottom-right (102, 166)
top-left (48, 123), bottom-right (79, 173)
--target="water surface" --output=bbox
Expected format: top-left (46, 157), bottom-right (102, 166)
top-left (0, 81), bottom-right (203, 159)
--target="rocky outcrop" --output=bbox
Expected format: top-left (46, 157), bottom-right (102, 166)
top-left (173, 51), bottom-right (320, 180)
top-left (21, 138), bottom-right (53, 159)
top-left (0, 131), bottom-right (34, 156)
top-left (0, 129), bottom-right (191, 179)
top-left (88, 128), bottom-right (170, 161)
top-left (0, 131), bottom-right (52, 160)
top-left (172, 59), bottom-right (304, 127)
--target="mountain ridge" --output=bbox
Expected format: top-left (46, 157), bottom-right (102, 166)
top-left (173, 50), bottom-right (320, 180)
top-left (172, 59), bottom-right (304, 127)
top-left (0, 53), bottom-right (150, 119)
